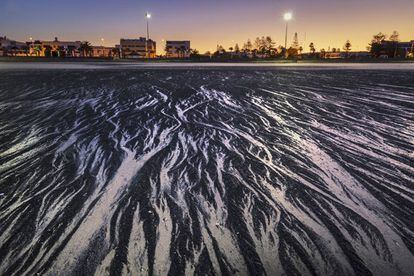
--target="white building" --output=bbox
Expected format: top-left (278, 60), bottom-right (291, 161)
top-left (0, 36), bottom-right (27, 56)
top-left (165, 41), bottom-right (190, 58)
top-left (37, 37), bottom-right (82, 57)
top-left (120, 38), bottom-right (156, 58)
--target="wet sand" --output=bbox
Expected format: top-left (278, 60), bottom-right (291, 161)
top-left (0, 66), bottom-right (414, 275)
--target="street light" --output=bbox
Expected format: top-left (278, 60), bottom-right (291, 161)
top-left (101, 38), bottom-right (105, 57)
top-left (145, 12), bottom-right (151, 58)
top-left (29, 37), bottom-right (34, 56)
top-left (284, 12), bottom-right (292, 21)
top-left (284, 12), bottom-right (293, 50)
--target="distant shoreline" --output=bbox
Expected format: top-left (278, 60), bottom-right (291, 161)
top-left (1, 56), bottom-right (413, 64)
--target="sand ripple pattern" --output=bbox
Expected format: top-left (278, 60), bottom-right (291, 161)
top-left (0, 69), bottom-right (414, 275)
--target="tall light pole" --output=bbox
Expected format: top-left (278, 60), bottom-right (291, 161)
top-left (284, 12), bottom-right (292, 50)
top-left (145, 12), bottom-right (151, 58)
top-left (101, 38), bottom-right (105, 57)
top-left (29, 37), bottom-right (33, 56)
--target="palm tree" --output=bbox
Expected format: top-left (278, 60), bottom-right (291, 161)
top-left (174, 46), bottom-right (186, 58)
top-left (180, 46), bottom-right (187, 58)
top-left (22, 45), bottom-right (30, 56)
top-left (165, 45), bottom-right (172, 57)
top-left (43, 45), bottom-right (51, 57)
top-left (57, 46), bottom-right (66, 57)
top-left (79, 41), bottom-right (92, 57)
top-left (11, 46), bottom-right (18, 57)
top-left (190, 48), bottom-right (200, 59)
top-left (112, 48), bottom-right (120, 58)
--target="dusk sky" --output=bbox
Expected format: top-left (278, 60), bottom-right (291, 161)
top-left (1, 0), bottom-right (413, 53)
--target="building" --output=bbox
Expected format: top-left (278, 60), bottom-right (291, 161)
top-left (397, 41), bottom-right (414, 57)
top-left (348, 51), bottom-right (372, 59)
top-left (0, 36), bottom-right (26, 49)
top-left (27, 40), bottom-right (44, 56)
top-left (1, 36), bottom-right (120, 58)
top-left (165, 41), bottom-right (191, 58)
top-left (372, 40), bottom-right (414, 58)
top-left (28, 38), bottom-right (117, 58)
top-left (0, 36), bottom-right (28, 56)
top-left (120, 38), bottom-right (156, 58)
top-left (323, 51), bottom-right (342, 59)
top-left (34, 37), bottom-right (82, 57)
top-left (25, 37), bottom-right (82, 57)
top-left (0, 36), bottom-right (24, 48)
top-left (91, 46), bottom-right (115, 58)
top-left (323, 51), bottom-right (372, 59)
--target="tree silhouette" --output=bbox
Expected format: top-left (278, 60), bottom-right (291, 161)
top-left (390, 31), bottom-right (400, 58)
top-left (265, 36), bottom-right (275, 56)
top-left (246, 39), bottom-right (253, 53)
top-left (229, 47), bottom-right (234, 58)
top-left (179, 45), bottom-right (187, 58)
top-left (369, 32), bottom-right (387, 57)
top-left (234, 44), bottom-right (240, 54)
top-left (292, 33), bottom-right (299, 49)
top-left (320, 48), bottom-right (326, 58)
top-left (309, 42), bottom-right (316, 55)
top-left (343, 40), bottom-right (352, 52)
top-left (389, 31), bottom-right (399, 42)
top-left (371, 32), bottom-right (387, 44)
top-left (79, 41), bottom-right (92, 57)
top-left (254, 37), bottom-right (262, 54)
top-left (112, 47), bottom-right (120, 58)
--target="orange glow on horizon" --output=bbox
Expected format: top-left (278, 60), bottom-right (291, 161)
top-left (2, 1), bottom-right (413, 55)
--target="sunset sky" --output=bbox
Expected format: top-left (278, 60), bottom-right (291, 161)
top-left (1, 0), bottom-right (413, 53)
